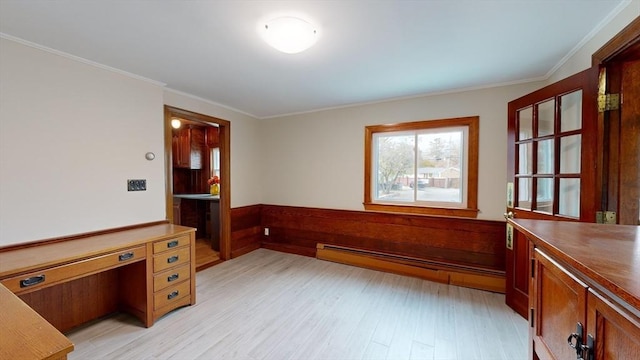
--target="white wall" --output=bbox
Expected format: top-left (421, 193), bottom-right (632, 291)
top-left (0, 38), bottom-right (265, 246)
top-left (549, 0), bottom-right (639, 82)
top-left (260, 82), bottom-right (543, 221)
top-left (0, 38), bottom-right (166, 245)
top-left (162, 90), bottom-right (263, 208)
top-left (258, 3), bottom-right (638, 222)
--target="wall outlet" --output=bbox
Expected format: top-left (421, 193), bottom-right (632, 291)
top-left (264, 228), bottom-right (269, 236)
top-left (127, 179), bottom-right (147, 191)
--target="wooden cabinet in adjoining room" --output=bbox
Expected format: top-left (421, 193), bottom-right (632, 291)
top-left (172, 125), bottom-right (204, 169)
top-left (206, 126), bottom-right (219, 148)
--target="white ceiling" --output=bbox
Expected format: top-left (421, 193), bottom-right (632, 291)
top-left (0, 1), bottom-right (629, 119)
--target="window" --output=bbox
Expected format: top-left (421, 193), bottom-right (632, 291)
top-left (364, 116), bottom-right (479, 218)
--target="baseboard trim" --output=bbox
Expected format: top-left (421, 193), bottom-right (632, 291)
top-left (316, 243), bottom-right (505, 293)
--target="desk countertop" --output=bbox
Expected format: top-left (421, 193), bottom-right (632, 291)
top-left (173, 194), bottom-right (220, 201)
top-left (0, 283), bottom-right (74, 359)
top-left (508, 219), bottom-right (640, 313)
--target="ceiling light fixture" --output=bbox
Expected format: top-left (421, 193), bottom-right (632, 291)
top-left (171, 118), bottom-right (182, 129)
top-left (260, 16), bottom-right (318, 54)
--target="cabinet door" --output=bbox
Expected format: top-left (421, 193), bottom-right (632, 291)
top-left (532, 249), bottom-right (588, 360)
top-left (587, 289), bottom-right (640, 360)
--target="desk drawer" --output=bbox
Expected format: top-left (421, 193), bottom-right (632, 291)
top-left (153, 264), bottom-right (191, 292)
top-left (153, 247), bottom-right (190, 273)
top-left (154, 280), bottom-right (190, 310)
top-left (153, 236), bottom-right (190, 254)
top-left (1, 246), bottom-right (146, 294)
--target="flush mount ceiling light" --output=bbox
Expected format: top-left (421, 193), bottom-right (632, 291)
top-left (260, 16), bottom-right (318, 54)
top-left (171, 118), bottom-right (181, 129)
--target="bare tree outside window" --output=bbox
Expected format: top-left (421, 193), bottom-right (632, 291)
top-left (364, 116), bottom-right (479, 218)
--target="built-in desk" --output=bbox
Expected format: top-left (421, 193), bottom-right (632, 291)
top-left (0, 222), bottom-right (196, 359)
top-left (0, 283), bottom-right (73, 360)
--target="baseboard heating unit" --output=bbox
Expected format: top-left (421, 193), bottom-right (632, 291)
top-left (316, 243), bottom-right (505, 293)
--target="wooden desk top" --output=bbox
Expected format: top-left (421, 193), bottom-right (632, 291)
top-left (0, 223), bottom-right (195, 278)
top-left (0, 283), bottom-right (74, 359)
top-left (509, 219), bottom-right (640, 312)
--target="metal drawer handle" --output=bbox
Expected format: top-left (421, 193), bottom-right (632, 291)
top-left (119, 252), bottom-right (134, 261)
top-left (167, 273), bottom-right (179, 282)
top-left (167, 240), bottom-right (179, 248)
top-left (20, 274), bottom-right (46, 288)
top-left (167, 290), bottom-right (179, 300)
top-left (167, 255), bottom-right (179, 263)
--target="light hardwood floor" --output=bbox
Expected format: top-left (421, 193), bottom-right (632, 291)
top-left (67, 249), bottom-right (528, 360)
top-left (195, 237), bottom-right (221, 270)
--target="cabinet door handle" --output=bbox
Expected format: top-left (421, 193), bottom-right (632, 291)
top-left (119, 252), bottom-right (134, 261)
top-left (167, 273), bottom-right (179, 282)
top-left (167, 255), bottom-right (179, 263)
top-left (167, 290), bottom-right (179, 300)
top-left (20, 274), bottom-right (46, 288)
top-left (167, 240), bottom-right (179, 248)
top-left (567, 322), bottom-right (584, 359)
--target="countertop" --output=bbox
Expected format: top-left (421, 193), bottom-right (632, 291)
top-left (508, 218), bottom-right (640, 313)
top-left (173, 194), bottom-right (220, 201)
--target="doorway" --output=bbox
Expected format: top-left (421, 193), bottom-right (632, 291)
top-left (164, 106), bottom-right (231, 271)
top-left (504, 17), bottom-right (640, 317)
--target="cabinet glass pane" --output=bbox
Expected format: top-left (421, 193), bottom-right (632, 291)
top-left (518, 107), bottom-right (533, 140)
top-left (560, 135), bottom-right (581, 174)
top-left (518, 177), bottom-right (532, 210)
top-left (536, 178), bottom-right (553, 213)
top-left (560, 90), bottom-right (582, 132)
top-left (537, 99), bottom-right (555, 137)
top-left (537, 140), bottom-right (554, 174)
top-left (518, 143), bottom-right (532, 175)
top-left (559, 178), bottom-right (580, 218)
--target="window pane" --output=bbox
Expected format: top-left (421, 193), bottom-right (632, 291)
top-left (536, 178), bottom-right (553, 213)
top-left (416, 131), bottom-right (463, 203)
top-left (537, 99), bottom-right (555, 137)
top-left (518, 107), bottom-right (533, 140)
top-left (518, 143), bottom-right (532, 175)
top-left (561, 90), bottom-right (582, 132)
top-left (374, 134), bottom-right (415, 202)
top-left (537, 139), bottom-right (554, 174)
top-left (560, 135), bottom-right (581, 174)
top-left (518, 177), bottom-right (532, 210)
top-left (559, 178), bottom-right (580, 218)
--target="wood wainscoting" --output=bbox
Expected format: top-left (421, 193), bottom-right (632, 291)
top-left (261, 205), bottom-right (506, 292)
top-left (230, 205), bottom-right (262, 258)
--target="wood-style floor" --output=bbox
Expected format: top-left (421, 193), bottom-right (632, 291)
top-left (66, 249), bottom-right (528, 360)
top-left (195, 237), bottom-right (220, 271)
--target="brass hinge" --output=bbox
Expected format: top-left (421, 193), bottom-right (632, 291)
top-left (598, 93), bottom-right (620, 112)
top-left (596, 211), bottom-right (616, 224)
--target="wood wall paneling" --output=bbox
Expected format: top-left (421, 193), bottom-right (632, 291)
top-left (260, 205), bottom-right (506, 272)
top-left (230, 205), bottom-right (262, 258)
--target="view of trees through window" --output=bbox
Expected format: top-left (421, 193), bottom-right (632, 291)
top-left (374, 127), bottom-right (466, 205)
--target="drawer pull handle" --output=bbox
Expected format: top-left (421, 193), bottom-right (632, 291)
top-left (167, 255), bottom-right (179, 263)
top-left (20, 275), bottom-right (46, 288)
top-left (167, 290), bottom-right (179, 300)
top-left (167, 240), bottom-right (179, 248)
top-left (119, 252), bottom-right (134, 261)
top-left (167, 273), bottom-right (179, 282)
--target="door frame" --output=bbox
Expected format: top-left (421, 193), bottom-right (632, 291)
top-left (164, 105), bottom-right (232, 261)
top-left (505, 17), bottom-right (640, 317)
top-left (592, 17), bottom-right (640, 224)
